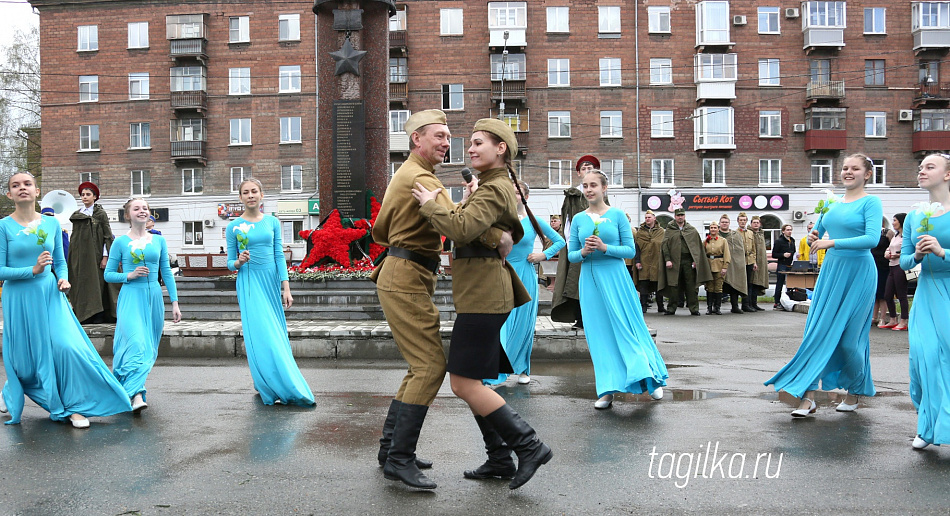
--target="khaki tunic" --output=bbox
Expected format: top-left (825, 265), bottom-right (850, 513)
top-left (740, 228), bottom-right (756, 264)
top-left (752, 230), bottom-right (769, 289)
top-left (703, 235), bottom-right (730, 293)
top-left (634, 222), bottom-right (665, 283)
top-left (719, 228), bottom-right (748, 296)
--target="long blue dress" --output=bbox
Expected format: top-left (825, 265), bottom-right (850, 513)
top-left (485, 216), bottom-right (565, 384)
top-left (567, 208), bottom-right (669, 398)
top-left (765, 195), bottom-right (882, 397)
top-left (104, 234), bottom-right (178, 400)
top-left (901, 209), bottom-right (950, 445)
top-left (226, 215), bottom-right (314, 406)
top-left (0, 216), bottom-right (131, 424)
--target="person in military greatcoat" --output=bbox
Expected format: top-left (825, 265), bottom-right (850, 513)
top-left (717, 214), bottom-right (748, 314)
top-left (634, 210), bottom-right (665, 313)
top-left (659, 208), bottom-right (713, 315)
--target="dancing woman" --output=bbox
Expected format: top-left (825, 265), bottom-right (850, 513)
top-left (901, 153), bottom-right (950, 449)
top-left (226, 178), bottom-right (314, 406)
top-left (412, 118), bottom-right (552, 490)
top-left (486, 180), bottom-right (565, 386)
top-left (0, 172), bottom-right (131, 428)
top-left (765, 154), bottom-right (882, 417)
top-left (568, 170), bottom-right (669, 409)
top-left (104, 198), bottom-right (182, 412)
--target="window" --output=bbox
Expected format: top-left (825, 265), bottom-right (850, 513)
top-left (389, 8), bottom-right (406, 31)
top-left (440, 8), bottom-right (463, 35)
top-left (811, 159), bottom-right (833, 184)
top-left (230, 119), bottom-right (251, 145)
top-left (173, 118), bottom-right (205, 142)
top-left (229, 16), bottom-right (250, 43)
top-left (229, 68), bottom-right (251, 95)
top-left (78, 25), bottom-right (98, 51)
top-left (441, 84), bottom-right (464, 110)
top-left (183, 221), bottom-right (203, 246)
top-left (279, 14), bottom-right (300, 41)
top-left (650, 58), bottom-right (672, 84)
top-left (651, 110), bottom-right (674, 138)
top-left (281, 165), bottom-right (302, 191)
top-left (694, 107), bottom-right (735, 147)
top-left (279, 65), bottom-right (301, 92)
top-left (491, 53), bottom-right (526, 80)
top-left (129, 122), bottom-right (150, 149)
top-left (806, 108), bottom-right (844, 130)
top-left (758, 59), bottom-right (780, 86)
top-left (548, 160), bottom-right (572, 187)
top-left (864, 8), bottom-right (886, 33)
top-left (759, 159), bottom-right (781, 185)
top-left (865, 111), bottom-right (886, 137)
top-left (696, 53), bottom-right (737, 80)
top-left (810, 59), bottom-right (831, 83)
top-left (280, 117), bottom-right (302, 143)
top-left (443, 137), bottom-right (465, 164)
top-left (648, 6), bottom-right (671, 33)
top-left (697, 1), bottom-right (730, 44)
top-left (80, 125), bottom-right (99, 151)
top-left (389, 110), bottom-right (409, 133)
top-left (79, 75), bottom-right (98, 102)
top-left (389, 58), bottom-right (407, 83)
top-left (166, 14), bottom-right (205, 39)
top-left (870, 159), bottom-right (886, 185)
top-left (865, 60), bottom-right (885, 86)
top-left (600, 111), bottom-right (622, 138)
top-left (182, 168), bottom-right (203, 194)
top-left (548, 111), bottom-right (571, 138)
top-left (598, 6), bottom-right (621, 35)
top-left (651, 159), bottom-right (674, 185)
top-left (759, 110), bottom-right (781, 137)
top-left (547, 6), bottom-right (569, 33)
top-left (917, 110), bottom-right (950, 131)
top-left (548, 59), bottom-right (570, 86)
top-left (601, 160), bottom-right (623, 186)
top-left (282, 220), bottom-right (305, 243)
top-left (915, 2), bottom-right (950, 29)
top-left (805, 1), bottom-right (846, 27)
top-left (230, 167), bottom-right (248, 192)
top-left (170, 66), bottom-right (206, 92)
top-left (131, 170), bottom-right (151, 196)
top-left (129, 73), bottom-right (149, 100)
top-left (600, 58), bottom-right (621, 86)
top-left (128, 22), bottom-right (149, 48)
top-left (702, 159), bottom-right (725, 186)
top-left (920, 61), bottom-right (940, 84)
top-left (79, 172), bottom-right (99, 184)
top-left (489, 2), bottom-right (527, 29)
top-left (390, 162), bottom-right (402, 178)
top-left (758, 7), bottom-right (780, 33)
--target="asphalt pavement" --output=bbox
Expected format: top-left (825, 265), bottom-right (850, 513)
top-left (0, 309), bottom-right (947, 515)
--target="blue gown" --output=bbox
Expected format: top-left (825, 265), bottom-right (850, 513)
top-left (485, 217), bottom-right (565, 384)
top-left (765, 195), bottom-right (882, 397)
top-left (901, 209), bottom-right (950, 445)
top-left (226, 215), bottom-right (314, 406)
top-left (104, 234), bottom-right (178, 400)
top-left (0, 216), bottom-right (131, 424)
top-left (567, 208), bottom-right (669, 398)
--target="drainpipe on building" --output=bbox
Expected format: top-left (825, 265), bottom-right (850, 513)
top-left (634, 0), bottom-right (642, 226)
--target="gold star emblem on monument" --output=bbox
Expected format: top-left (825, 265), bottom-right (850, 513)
top-left (329, 37), bottom-right (367, 76)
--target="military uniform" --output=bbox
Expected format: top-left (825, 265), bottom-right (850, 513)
top-left (634, 221), bottom-right (665, 313)
top-left (703, 233), bottom-right (730, 314)
top-left (659, 218), bottom-right (713, 315)
top-left (751, 228), bottom-right (769, 311)
top-left (739, 227), bottom-right (757, 311)
top-left (719, 227), bottom-right (748, 313)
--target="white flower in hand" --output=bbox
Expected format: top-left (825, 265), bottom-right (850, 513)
top-left (234, 222), bottom-right (255, 235)
top-left (18, 218), bottom-right (41, 237)
top-left (912, 201), bottom-right (945, 218)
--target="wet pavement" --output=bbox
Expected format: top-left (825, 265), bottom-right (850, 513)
top-left (1, 310), bottom-right (948, 515)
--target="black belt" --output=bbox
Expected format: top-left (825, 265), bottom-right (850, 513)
top-left (707, 254), bottom-right (723, 259)
top-left (453, 245), bottom-right (501, 260)
top-left (387, 246), bottom-right (440, 274)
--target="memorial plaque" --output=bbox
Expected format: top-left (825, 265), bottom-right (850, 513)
top-left (333, 100), bottom-right (367, 218)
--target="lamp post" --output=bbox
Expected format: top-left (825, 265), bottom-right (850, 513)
top-left (498, 30), bottom-right (509, 120)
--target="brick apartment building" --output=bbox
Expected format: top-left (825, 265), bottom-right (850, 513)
top-left (27, 0), bottom-right (950, 254)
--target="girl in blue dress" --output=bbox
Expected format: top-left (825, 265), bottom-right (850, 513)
top-left (227, 178), bottom-right (314, 406)
top-left (901, 153), bottom-right (950, 449)
top-left (766, 154), bottom-right (883, 417)
top-left (568, 170), bottom-right (668, 410)
top-left (104, 198), bottom-right (181, 413)
top-left (0, 172), bottom-right (131, 428)
top-left (486, 181), bottom-right (565, 386)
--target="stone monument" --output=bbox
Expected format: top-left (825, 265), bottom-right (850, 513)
top-left (313, 0), bottom-right (395, 219)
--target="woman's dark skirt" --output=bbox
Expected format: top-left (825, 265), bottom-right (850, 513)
top-left (447, 312), bottom-right (514, 380)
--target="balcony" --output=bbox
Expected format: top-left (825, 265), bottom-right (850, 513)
top-left (913, 131), bottom-right (950, 153)
top-left (803, 27), bottom-right (845, 51)
top-left (515, 132), bottom-right (528, 152)
top-left (914, 83), bottom-right (950, 106)
top-left (389, 82), bottom-right (408, 102)
top-left (170, 90), bottom-right (207, 112)
top-left (490, 29), bottom-right (526, 48)
top-left (171, 140), bottom-right (206, 164)
top-left (804, 129), bottom-right (847, 151)
top-left (491, 80), bottom-right (526, 101)
top-left (912, 2), bottom-right (950, 52)
top-left (170, 38), bottom-right (207, 61)
top-left (389, 30), bottom-right (407, 53)
top-left (389, 132), bottom-right (409, 153)
top-left (806, 80), bottom-right (845, 101)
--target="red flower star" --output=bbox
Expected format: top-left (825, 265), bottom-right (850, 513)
top-left (298, 209), bottom-right (367, 269)
top-left (352, 196), bottom-right (384, 262)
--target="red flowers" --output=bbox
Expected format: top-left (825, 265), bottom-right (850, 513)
top-left (297, 209), bottom-right (367, 269)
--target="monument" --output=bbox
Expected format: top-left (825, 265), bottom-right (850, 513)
top-left (313, 0), bottom-right (395, 219)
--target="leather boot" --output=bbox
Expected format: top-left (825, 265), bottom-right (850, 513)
top-left (731, 293), bottom-right (743, 314)
top-left (463, 415), bottom-right (516, 480)
top-left (714, 295), bottom-right (723, 315)
top-left (656, 296), bottom-right (666, 314)
top-left (383, 403), bottom-right (437, 489)
top-left (484, 404), bottom-right (553, 490)
top-left (705, 296), bottom-right (714, 315)
top-left (750, 287), bottom-right (763, 311)
top-left (378, 399), bottom-right (433, 469)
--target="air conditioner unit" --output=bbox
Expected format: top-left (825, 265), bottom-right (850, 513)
top-left (203, 219), bottom-right (216, 227)
top-left (793, 124), bottom-right (806, 133)
top-left (785, 8), bottom-right (800, 19)
top-left (792, 209), bottom-right (808, 222)
top-left (898, 109), bottom-right (914, 122)
top-left (733, 15), bottom-right (747, 26)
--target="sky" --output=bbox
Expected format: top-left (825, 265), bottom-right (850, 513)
top-left (0, 0), bottom-right (39, 52)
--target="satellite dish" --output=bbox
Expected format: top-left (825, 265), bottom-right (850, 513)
top-left (40, 190), bottom-right (78, 226)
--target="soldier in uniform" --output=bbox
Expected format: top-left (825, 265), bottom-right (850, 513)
top-left (371, 110), bottom-right (510, 489)
top-left (634, 210), bottom-right (665, 313)
top-left (718, 214), bottom-right (748, 314)
top-left (659, 208), bottom-right (713, 315)
top-left (750, 216), bottom-right (769, 311)
top-left (551, 155), bottom-right (598, 329)
top-left (737, 212), bottom-right (759, 312)
top-left (703, 221), bottom-right (731, 315)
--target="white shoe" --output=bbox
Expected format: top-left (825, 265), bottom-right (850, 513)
top-left (131, 394), bottom-right (148, 413)
top-left (650, 387), bottom-right (664, 400)
top-left (70, 414), bottom-right (90, 429)
top-left (0, 395), bottom-right (6, 414)
top-left (517, 374), bottom-right (530, 385)
top-left (594, 394), bottom-right (614, 410)
top-left (913, 436), bottom-right (930, 450)
top-left (791, 398), bottom-right (817, 418)
top-left (836, 396), bottom-right (859, 412)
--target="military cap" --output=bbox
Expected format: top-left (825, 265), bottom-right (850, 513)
top-left (473, 118), bottom-right (518, 158)
top-left (576, 155), bottom-right (600, 171)
top-left (674, 208), bottom-right (686, 215)
top-left (645, 210), bottom-right (655, 216)
top-left (404, 109), bottom-right (447, 136)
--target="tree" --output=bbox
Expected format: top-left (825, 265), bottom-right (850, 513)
top-left (0, 25), bottom-right (40, 215)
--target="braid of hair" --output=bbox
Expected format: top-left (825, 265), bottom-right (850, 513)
top-left (507, 163), bottom-right (546, 246)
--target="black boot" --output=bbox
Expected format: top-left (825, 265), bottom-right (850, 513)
top-left (378, 399), bottom-right (433, 469)
top-left (705, 296), bottom-right (714, 315)
top-left (656, 296), bottom-right (666, 314)
top-left (383, 403), bottom-right (437, 489)
top-left (751, 288), bottom-right (763, 311)
top-left (714, 295), bottom-right (723, 315)
top-left (731, 293), bottom-right (743, 314)
top-left (484, 404), bottom-right (553, 490)
top-left (463, 415), bottom-right (516, 480)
